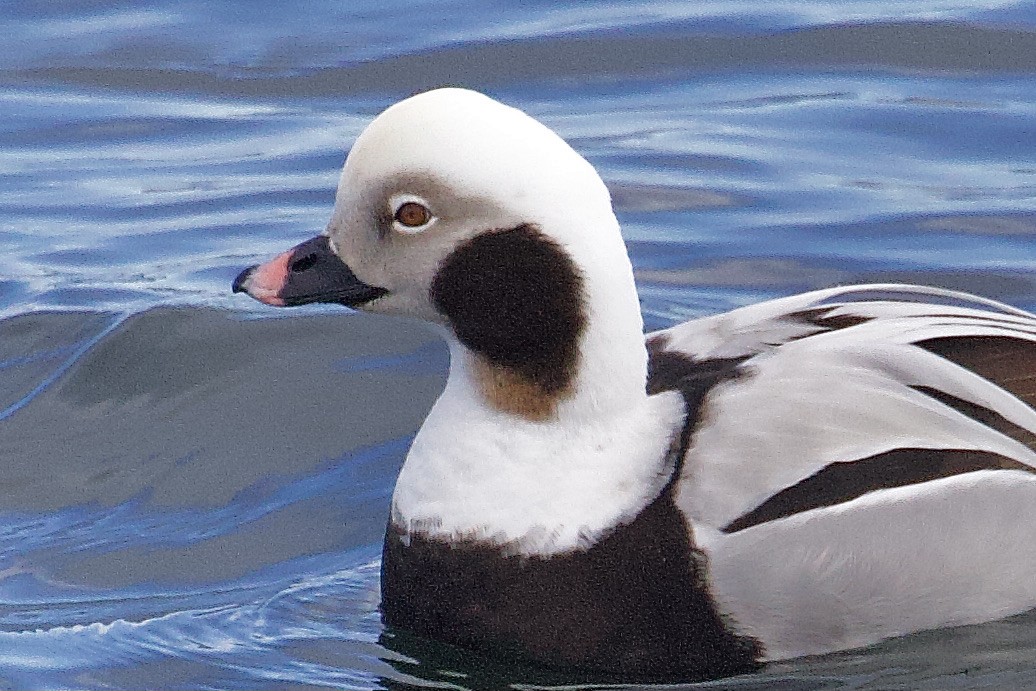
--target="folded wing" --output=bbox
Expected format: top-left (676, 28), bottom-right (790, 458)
top-left (648, 283), bottom-right (1036, 534)
top-left (647, 284), bottom-right (1036, 659)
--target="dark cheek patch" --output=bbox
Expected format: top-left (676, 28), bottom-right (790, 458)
top-left (430, 225), bottom-right (587, 406)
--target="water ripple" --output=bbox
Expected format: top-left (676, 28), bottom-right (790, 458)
top-left (1, 2), bottom-right (1035, 688)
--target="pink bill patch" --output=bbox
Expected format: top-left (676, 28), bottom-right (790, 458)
top-left (245, 249), bottom-right (293, 306)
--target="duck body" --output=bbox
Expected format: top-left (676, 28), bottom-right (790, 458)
top-left (380, 339), bottom-right (757, 680)
top-left (233, 88), bottom-right (1036, 681)
top-left (381, 472), bottom-right (759, 679)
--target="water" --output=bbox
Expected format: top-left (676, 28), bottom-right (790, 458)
top-left (1, 2), bottom-right (1035, 688)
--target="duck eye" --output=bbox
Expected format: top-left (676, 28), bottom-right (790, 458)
top-left (394, 201), bottom-right (432, 229)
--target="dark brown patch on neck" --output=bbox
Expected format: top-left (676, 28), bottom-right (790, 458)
top-left (723, 447), bottom-right (1036, 533)
top-left (471, 355), bottom-right (557, 421)
top-left (430, 225), bottom-right (587, 412)
top-left (381, 481), bottom-right (762, 681)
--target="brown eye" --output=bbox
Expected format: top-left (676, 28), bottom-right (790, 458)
top-left (394, 201), bottom-right (432, 228)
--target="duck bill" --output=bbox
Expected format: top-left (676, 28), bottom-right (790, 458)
top-left (232, 235), bottom-right (387, 308)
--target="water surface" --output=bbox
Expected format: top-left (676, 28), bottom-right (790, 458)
top-left (1, 1), bottom-right (1035, 688)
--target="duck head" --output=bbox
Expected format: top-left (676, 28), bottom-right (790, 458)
top-left (234, 88), bottom-right (648, 422)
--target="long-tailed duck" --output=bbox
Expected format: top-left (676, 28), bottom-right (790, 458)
top-left (233, 88), bottom-right (1036, 681)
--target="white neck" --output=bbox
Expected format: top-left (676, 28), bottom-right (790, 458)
top-left (391, 222), bottom-right (687, 554)
top-left (562, 217), bottom-right (652, 422)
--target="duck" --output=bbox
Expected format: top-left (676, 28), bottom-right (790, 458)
top-left (232, 87), bottom-right (1036, 682)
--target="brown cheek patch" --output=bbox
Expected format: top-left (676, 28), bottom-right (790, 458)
top-left (471, 355), bottom-right (557, 421)
top-left (430, 224), bottom-right (587, 419)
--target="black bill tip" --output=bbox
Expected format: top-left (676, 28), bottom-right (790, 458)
top-left (232, 266), bottom-right (256, 294)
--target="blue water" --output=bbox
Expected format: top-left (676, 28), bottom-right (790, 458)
top-left (1, 1), bottom-right (1035, 688)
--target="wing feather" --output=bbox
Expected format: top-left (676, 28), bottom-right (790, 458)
top-left (647, 284), bottom-right (1036, 532)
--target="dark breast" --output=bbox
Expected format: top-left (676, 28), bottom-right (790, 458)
top-left (380, 332), bottom-right (759, 680)
top-left (380, 482), bottom-right (761, 682)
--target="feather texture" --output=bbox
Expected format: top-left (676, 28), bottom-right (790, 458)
top-left (648, 284), bottom-right (1036, 658)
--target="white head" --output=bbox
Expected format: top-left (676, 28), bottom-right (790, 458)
top-left (234, 88), bottom-right (682, 550)
top-left (241, 88), bottom-right (649, 420)
top-left (331, 89), bottom-right (621, 319)
top-left (348, 90), bottom-right (646, 419)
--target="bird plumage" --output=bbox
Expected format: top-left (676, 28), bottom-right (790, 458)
top-left (233, 88), bottom-right (1036, 680)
